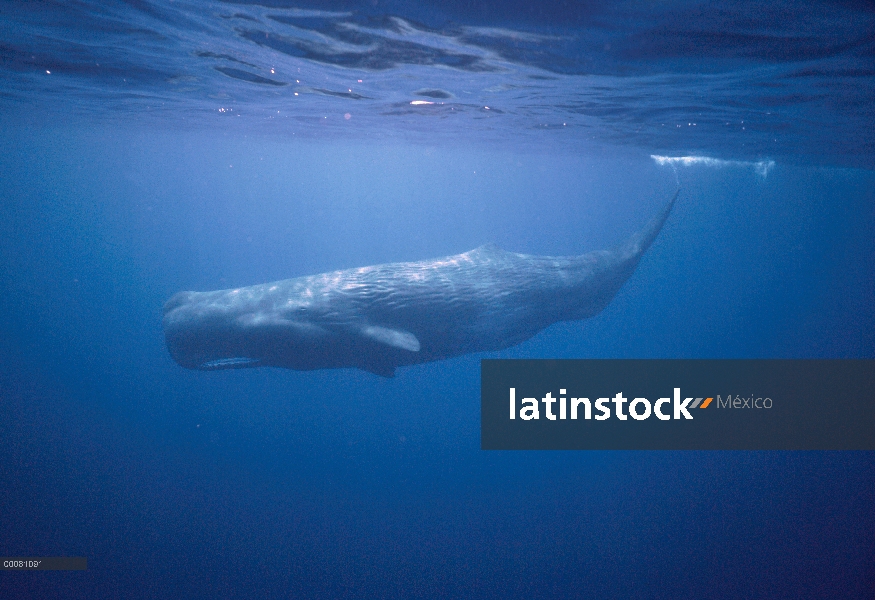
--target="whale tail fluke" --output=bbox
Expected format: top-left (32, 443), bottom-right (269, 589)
top-left (559, 189), bottom-right (678, 321)
top-left (616, 189), bottom-right (678, 264)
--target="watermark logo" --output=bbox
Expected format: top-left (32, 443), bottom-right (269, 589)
top-left (508, 388), bottom-right (720, 421)
top-left (481, 359), bottom-right (873, 450)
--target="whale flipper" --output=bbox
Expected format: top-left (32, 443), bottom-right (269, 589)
top-left (362, 325), bottom-right (421, 352)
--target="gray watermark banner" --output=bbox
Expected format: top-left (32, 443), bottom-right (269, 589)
top-left (481, 359), bottom-right (874, 450)
top-left (1, 557), bottom-right (87, 570)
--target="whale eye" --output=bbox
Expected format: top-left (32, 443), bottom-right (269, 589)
top-left (200, 357), bottom-right (261, 369)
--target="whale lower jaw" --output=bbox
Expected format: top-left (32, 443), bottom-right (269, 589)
top-left (198, 357), bottom-right (262, 370)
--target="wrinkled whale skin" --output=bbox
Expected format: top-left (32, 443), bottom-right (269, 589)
top-left (163, 192), bottom-right (677, 377)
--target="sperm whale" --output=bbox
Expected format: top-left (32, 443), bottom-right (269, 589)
top-left (163, 191), bottom-right (677, 377)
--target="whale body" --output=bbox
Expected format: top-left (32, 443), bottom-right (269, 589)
top-left (163, 191), bottom-right (677, 377)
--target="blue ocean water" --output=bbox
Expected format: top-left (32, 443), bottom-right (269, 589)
top-left (1, 1), bottom-right (873, 598)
